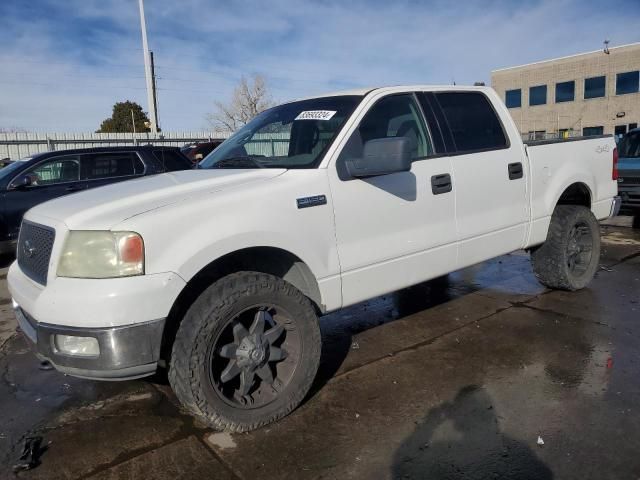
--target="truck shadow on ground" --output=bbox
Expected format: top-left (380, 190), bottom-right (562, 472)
top-left (392, 385), bottom-right (554, 480)
top-left (309, 275), bottom-right (456, 398)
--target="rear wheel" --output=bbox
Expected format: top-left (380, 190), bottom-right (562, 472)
top-left (633, 214), bottom-right (640, 229)
top-left (531, 205), bottom-right (600, 291)
top-left (168, 272), bottom-right (321, 432)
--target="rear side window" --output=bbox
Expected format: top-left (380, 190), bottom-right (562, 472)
top-left (81, 152), bottom-right (144, 180)
top-left (151, 150), bottom-right (192, 172)
top-left (435, 92), bottom-right (508, 152)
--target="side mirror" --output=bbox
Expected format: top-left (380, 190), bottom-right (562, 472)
top-left (345, 137), bottom-right (412, 178)
top-left (9, 174), bottom-right (37, 190)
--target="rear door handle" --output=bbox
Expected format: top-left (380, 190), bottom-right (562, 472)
top-left (431, 173), bottom-right (452, 195)
top-left (65, 185), bottom-right (83, 192)
top-left (508, 162), bottom-right (524, 180)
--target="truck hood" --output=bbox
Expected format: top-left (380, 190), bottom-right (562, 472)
top-left (27, 169), bottom-right (286, 230)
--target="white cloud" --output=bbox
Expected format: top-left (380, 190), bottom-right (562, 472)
top-left (0, 0), bottom-right (638, 132)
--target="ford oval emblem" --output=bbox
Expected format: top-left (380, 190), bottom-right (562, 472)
top-left (23, 239), bottom-right (36, 258)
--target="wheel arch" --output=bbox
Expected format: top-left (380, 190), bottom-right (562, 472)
top-left (160, 246), bottom-right (323, 363)
top-left (555, 181), bottom-right (592, 209)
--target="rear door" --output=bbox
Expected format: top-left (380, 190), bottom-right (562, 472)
top-left (81, 151), bottom-right (145, 189)
top-left (428, 90), bottom-right (528, 267)
top-left (4, 154), bottom-right (86, 240)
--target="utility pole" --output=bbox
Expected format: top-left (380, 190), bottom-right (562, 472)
top-left (138, 0), bottom-right (158, 133)
top-left (131, 109), bottom-right (136, 134)
top-left (150, 51), bottom-right (159, 131)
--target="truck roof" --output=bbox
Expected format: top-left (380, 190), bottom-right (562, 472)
top-left (294, 85), bottom-right (492, 102)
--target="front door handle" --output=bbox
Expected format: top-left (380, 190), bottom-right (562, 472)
top-left (431, 173), bottom-right (452, 195)
top-left (508, 162), bottom-right (524, 180)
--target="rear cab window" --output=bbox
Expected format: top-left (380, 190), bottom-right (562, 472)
top-left (151, 149), bottom-right (193, 172)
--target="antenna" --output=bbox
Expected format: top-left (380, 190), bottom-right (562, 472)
top-left (603, 39), bottom-right (610, 55)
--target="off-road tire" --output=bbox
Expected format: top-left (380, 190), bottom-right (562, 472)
top-left (531, 205), bottom-right (600, 291)
top-left (168, 271), bottom-right (321, 432)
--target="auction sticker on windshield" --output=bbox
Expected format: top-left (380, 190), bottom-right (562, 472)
top-left (295, 110), bottom-right (337, 121)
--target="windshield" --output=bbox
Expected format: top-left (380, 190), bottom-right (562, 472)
top-left (200, 95), bottom-right (361, 169)
top-left (618, 131), bottom-right (640, 158)
top-left (0, 159), bottom-right (28, 182)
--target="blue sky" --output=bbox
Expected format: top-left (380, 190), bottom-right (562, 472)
top-left (0, 0), bottom-right (638, 132)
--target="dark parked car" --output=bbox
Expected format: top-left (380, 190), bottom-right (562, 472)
top-left (0, 146), bottom-right (193, 255)
top-left (617, 128), bottom-right (640, 228)
top-left (180, 141), bottom-right (222, 164)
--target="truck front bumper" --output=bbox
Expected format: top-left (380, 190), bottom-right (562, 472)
top-left (13, 299), bottom-right (165, 380)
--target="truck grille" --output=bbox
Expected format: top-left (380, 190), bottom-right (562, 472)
top-left (17, 221), bottom-right (55, 286)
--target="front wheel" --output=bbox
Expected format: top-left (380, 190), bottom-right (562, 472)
top-left (531, 205), bottom-right (601, 291)
top-left (633, 214), bottom-right (640, 229)
top-left (168, 272), bottom-right (321, 432)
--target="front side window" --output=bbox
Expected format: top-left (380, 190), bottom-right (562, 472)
top-left (555, 81), bottom-right (575, 103)
top-left (81, 152), bottom-right (144, 180)
top-left (529, 85), bottom-right (547, 106)
top-left (616, 71), bottom-right (639, 95)
top-left (26, 155), bottom-right (80, 186)
top-left (436, 92), bottom-right (507, 152)
top-left (505, 89), bottom-right (521, 108)
top-left (338, 94), bottom-right (432, 165)
top-left (200, 96), bottom-right (361, 169)
top-left (584, 76), bottom-right (606, 99)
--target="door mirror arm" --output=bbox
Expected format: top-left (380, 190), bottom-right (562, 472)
top-left (8, 174), bottom-right (37, 191)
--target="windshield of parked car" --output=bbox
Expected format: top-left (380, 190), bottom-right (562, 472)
top-left (618, 131), bottom-right (640, 158)
top-left (0, 158), bottom-right (31, 182)
top-left (200, 95), bottom-right (361, 169)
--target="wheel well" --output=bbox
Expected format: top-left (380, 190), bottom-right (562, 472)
top-left (159, 247), bottom-right (322, 363)
top-left (557, 183), bottom-right (591, 208)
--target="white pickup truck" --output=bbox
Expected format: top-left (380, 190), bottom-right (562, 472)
top-left (8, 86), bottom-right (620, 431)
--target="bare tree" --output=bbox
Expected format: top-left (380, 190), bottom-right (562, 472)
top-left (208, 74), bottom-right (275, 131)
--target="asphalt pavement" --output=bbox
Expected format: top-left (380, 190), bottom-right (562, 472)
top-left (1, 217), bottom-right (639, 479)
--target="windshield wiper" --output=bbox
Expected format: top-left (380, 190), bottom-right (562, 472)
top-left (210, 156), bottom-right (264, 169)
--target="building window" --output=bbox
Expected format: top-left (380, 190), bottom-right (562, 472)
top-left (630, 123), bottom-right (638, 131)
top-left (616, 71), bottom-right (639, 95)
top-left (583, 126), bottom-right (604, 136)
top-left (555, 81), bottom-right (575, 103)
top-left (505, 89), bottom-right (521, 108)
top-left (529, 85), bottom-right (547, 106)
top-left (615, 125), bottom-right (628, 137)
top-left (528, 131), bottom-right (546, 140)
top-left (584, 76), bottom-right (606, 99)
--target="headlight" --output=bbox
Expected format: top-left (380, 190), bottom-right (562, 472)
top-left (57, 231), bottom-right (144, 278)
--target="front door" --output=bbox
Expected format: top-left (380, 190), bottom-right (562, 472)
top-left (5, 154), bottom-right (86, 240)
top-left (328, 92), bottom-right (458, 307)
